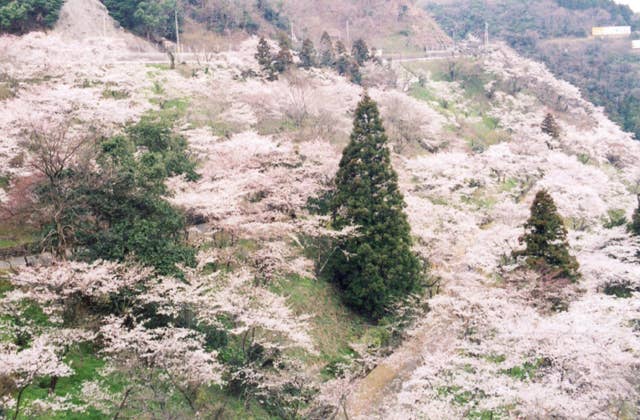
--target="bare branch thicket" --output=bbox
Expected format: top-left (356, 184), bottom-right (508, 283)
top-left (285, 72), bottom-right (311, 128)
top-left (23, 122), bottom-right (98, 257)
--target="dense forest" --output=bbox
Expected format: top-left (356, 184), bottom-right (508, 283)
top-left (426, 0), bottom-right (640, 138)
top-left (0, 0), bottom-right (64, 34)
top-left (99, 0), bottom-right (289, 41)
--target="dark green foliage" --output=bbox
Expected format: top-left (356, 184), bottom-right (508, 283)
top-left (101, 0), bottom-right (179, 41)
top-left (541, 113), bottom-right (560, 139)
top-left (603, 280), bottom-right (636, 298)
top-left (256, 0), bottom-right (289, 31)
top-left (319, 31), bottom-right (335, 67)
top-left (351, 38), bottom-right (370, 66)
top-left (299, 38), bottom-right (316, 69)
top-left (36, 116), bottom-right (198, 275)
top-left (78, 116), bottom-right (198, 275)
top-left (255, 36), bottom-right (278, 80)
top-left (326, 95), bottom-right (423, 319)
top-left (0, 0), bottom-right (64, 34)
top-left (631, 195), bottom-right (640, 235)
top-left (255, 36), bottom-right (272, 69)
top-left (255, 36), bottom-right (292, 80)
top-left (513, 190), bottom-right (580, 280)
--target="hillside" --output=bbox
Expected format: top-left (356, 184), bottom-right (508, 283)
top-left (176, 0), bottom-right (452, 55)
top-left (0, 0), bottom-right (639, 419)
top-left (425, 0), bottom-right (640, 139)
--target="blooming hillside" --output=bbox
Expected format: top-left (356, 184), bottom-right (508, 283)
top-left (0, 0), bottom-right (639, 418)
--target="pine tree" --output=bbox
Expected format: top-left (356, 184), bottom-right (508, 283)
top-left (541, 112), bottom-right (560, 139)
top-left (327, 95), bottom-right (423, 319)
top-left (631, 194), bottom-right (640, 235)
top-left (255, 36), bottom-right (272, 71)
top-left (319, 31), bottom-right (335, 67)
top-left (351, 38), bottom-right (370, 66)
top-left (513, 190), bottom-right (580, 280)
top-left (299, 38), bottom-right (316, 69)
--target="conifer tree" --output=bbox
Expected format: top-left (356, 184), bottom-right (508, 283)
top-left (514, 190), bottom-right (580, 280)
top-left (319, 31), bottom-right (335, 67)
top-left (541, 112), bottom-right (560, 139)
top-left (351, 38), bottom-right (370, 66)
top-left (255, 36), bottom-right (272, 71)
top-left (631, 194), bottom-right (640, 235)
top-left (327, 95), bottom-right (423, 319)
top-left (299, 38), bottom-right (316, 69)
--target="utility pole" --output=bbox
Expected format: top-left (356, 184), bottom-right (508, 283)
top-left (484, 21), bottom-right (489, 48)
top-left (291, 21), bottom-right (297, 43)
top-left (346, 19), bottom-right (350, 47)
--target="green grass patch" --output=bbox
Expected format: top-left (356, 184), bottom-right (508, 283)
top-left (196, 386), bottom-right (280, 420)
top-left (7, 343), bottom-right (108, 420)
top-left (147, 64), bottom-right (171, 71)
top-left (255, 117), bottom-right (298, 135)
top-left (462, 191), bottom-right (497, 210)
top-left (603, 209), bottom-right (628, 229)
top-left (0, 220), bottom-right (37, 249)
top-left (483, 353), bottom-right (506, 364)
top-left (427, 196), bottom-right (449, 206)
top-left (0, 174), bottom-right (10, 190)
top-left (501, 358), bottom-right (549, 381)
top-left (150, 80), bottom-right (165, 95)
top-left (409, 83), bottom-right (438, 103)
top-left (147, 97), bottom-right (190, 121)
top-left (270, 274), bottom-right (373, 374)
top-left (101, 88), bottom-right (130, 100)
top-left (437, 385), bottom-right (479, 406)
top-left (500, 178), bottom-right (518, 193)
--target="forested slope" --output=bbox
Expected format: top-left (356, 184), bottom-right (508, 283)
top-left (425, 0), bottom-right (640, 139)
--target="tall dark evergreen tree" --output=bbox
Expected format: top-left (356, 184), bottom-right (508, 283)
top-left (255, 36), bottom-right (272, 70)
top-left (327, 95), bottom-right (423, 319)
top-left (351, 38), bottom-right (370, 66)
top-left (513, 190), bottom-right (580, 280)
top-left (541, 112), bottom-right (560, 139)
top-left (319, 31), bottom-right (335, 67)
top-left (299, 38), bottom-right (316, 69)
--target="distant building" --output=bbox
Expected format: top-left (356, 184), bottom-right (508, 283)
top-left (592, 26), bottom-right (631, 37)
top-left (633, 40), bottom-right (640, 49)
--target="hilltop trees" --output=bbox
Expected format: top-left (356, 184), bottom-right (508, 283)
top-left (351, 38), bottom-right (370, 66)
top-left (541, 112), bottom-right (560, 139)
top-left (0, 0), bottom-right (64, 34)
top-left (326, 95), bottom-right (423, 319)
top-left (513, 190), bottom-right (580, 280)
top-left (255, 36), bottom-right (292, 80)
top-left (102, 0), bottom-right (179, 41)
top-left (255, 36), bottom-right (272, 68)
top-left (319, 31), bottom-right (335, 67)
top-left (299, 38), bottom-right (316, 69)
